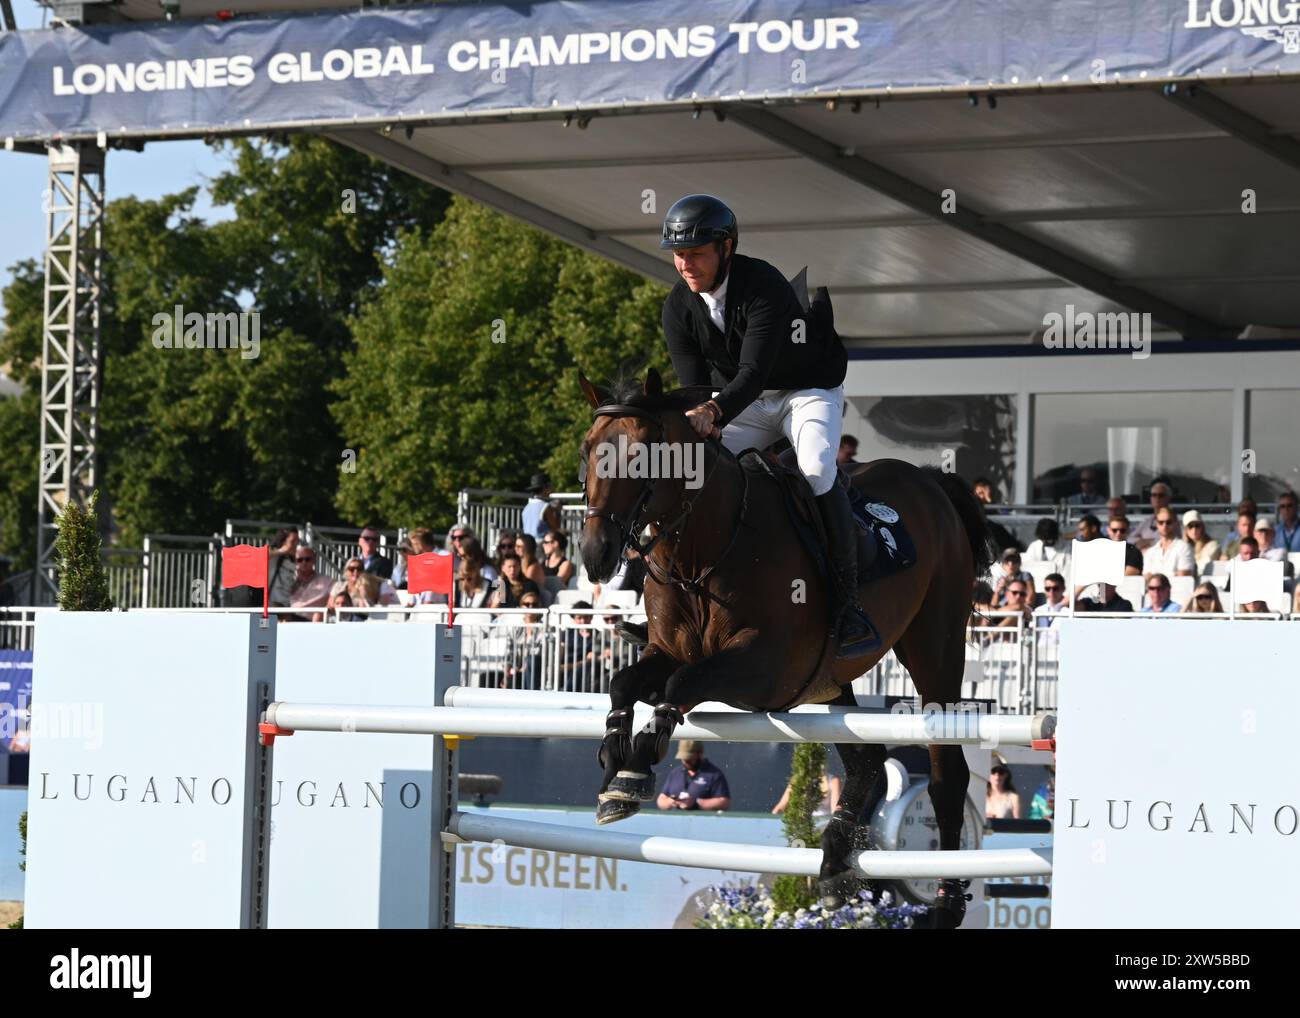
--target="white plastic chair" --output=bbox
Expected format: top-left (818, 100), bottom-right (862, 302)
top-left (598, 588), bottom-right (639, 609)
top-left (1116, 575), bottom-right (1145, 609)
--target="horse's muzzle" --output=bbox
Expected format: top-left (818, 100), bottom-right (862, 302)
top-left (580, 522), bottom-right (621, 583)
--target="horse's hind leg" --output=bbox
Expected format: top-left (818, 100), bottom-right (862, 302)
top-left (898, 619), bottom-right (973, 928)
top-left (595, 647), bottom-right (676, 825)
top-left (818, 687), bottom-right (887, 906)
top-left (926, 741), bottom-right (972, 928)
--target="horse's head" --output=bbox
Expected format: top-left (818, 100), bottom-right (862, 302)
top-left (577, 367), bottom-right (714, 582)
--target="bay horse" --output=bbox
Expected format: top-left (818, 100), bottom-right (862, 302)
top-left (577, 368), bottom-right (994, 927)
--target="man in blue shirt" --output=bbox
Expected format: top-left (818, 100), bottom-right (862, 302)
top-left (656, 740), bottom-right (731, 812)
top-left (521, 472), bottom-right (561, 540)
top-left (1140, 573), bottom-right (1182, 613)
top-left (1276, 491), bottom-right (1300, 554)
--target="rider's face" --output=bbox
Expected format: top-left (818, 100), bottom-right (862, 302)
top-left (673, 241), bottom-right (728, 293)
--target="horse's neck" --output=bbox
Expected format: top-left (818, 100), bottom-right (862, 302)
top-left (647, 443), bottom-right (740, 573)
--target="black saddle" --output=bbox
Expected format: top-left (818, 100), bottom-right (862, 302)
top-left (741, 447), bottom-right (917, 587)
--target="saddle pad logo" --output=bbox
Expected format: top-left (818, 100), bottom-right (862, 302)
top-left (879, 527), bottom-right (899, 557)
top-left (865, 502), bottom-right (899, 524)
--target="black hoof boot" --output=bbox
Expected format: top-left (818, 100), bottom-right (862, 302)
top-left (595, 797), bottom-right (641, 825)
top-left (928, 879), bottom-right (971, 929)
top-left (817, 869), bottom-right (869, 910)
top-left (603, 770), bottom-right (655, 802)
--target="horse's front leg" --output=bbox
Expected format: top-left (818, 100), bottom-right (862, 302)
top-left (603, 643), bottom-right (772, 810)
top-left (595, 645), bottom-right (678, 825)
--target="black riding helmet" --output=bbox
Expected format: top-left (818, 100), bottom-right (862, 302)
top-left (661, 194), bottom-right (738, 291)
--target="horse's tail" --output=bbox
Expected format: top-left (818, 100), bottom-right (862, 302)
top-left (922, 467), bottom-right (995, 582)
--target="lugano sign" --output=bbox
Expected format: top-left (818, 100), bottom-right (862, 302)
top-left (1051, 617), bottom-right (1300, 928)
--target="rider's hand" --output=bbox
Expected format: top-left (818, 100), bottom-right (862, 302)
top-left (686, 403), bottom-right (722, 440)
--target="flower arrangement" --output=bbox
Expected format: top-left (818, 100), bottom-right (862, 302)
top-left (695, 882), bottom-right (927, 930)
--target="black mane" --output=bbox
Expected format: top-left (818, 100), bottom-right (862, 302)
top-left (600, 375), bottom-right (715, 416)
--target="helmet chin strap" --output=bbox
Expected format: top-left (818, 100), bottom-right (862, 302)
top-left (707, 239), bottom-right (733, 294)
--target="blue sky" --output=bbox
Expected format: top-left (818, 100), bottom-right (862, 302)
top-left (1, 0), bottom-right (232, 320)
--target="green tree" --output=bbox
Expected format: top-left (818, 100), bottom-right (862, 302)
top-left (333, 196), bottom-right (671, 529)
top-left (0, 259), bottom-right (44, 567)
top-left (55, 489), bottom-right (113, 610)
top-left (773, 742), bottom-right (827, 913)
top-left (0, 136), bottom-right (452, 555)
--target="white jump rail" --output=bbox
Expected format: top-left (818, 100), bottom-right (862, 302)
top-left (445, 812), bottom-right (1054, 879)
top-left (263, 701), bottom-right (1055, 746)
top-left (252, 625), bottom-right (1057, 928)
top-left (444, 687), bottom-right (880, 712)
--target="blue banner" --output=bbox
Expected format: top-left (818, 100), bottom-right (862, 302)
top-left (0, 650), bottom-right (33, 782)
top-left (3, 1), bottom-right (1300, 142)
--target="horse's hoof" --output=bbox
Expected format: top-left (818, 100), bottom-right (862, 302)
top-left (595, 797), bottom-right (641, 825)
top-left (817, 868), bottom-right (872, 911)
top-left (603, 770), bottom-right (655, 802)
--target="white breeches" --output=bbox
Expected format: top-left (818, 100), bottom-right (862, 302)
top-left (718, 385), bottom-right (844, 496)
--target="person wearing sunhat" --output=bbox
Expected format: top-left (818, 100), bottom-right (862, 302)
top-left (1252, 515), bottom-right (1294, 586)
top-left (1180, 510), bottom-right (1220, 572)
top-left (656, 740), bottom-right (731, 813)
top-left (521, 471), bottom-right (562, 540)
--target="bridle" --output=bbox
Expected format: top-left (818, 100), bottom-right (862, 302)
top-left (581, 401), bottom-right (748, 602)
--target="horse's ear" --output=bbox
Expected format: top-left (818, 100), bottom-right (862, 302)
top-left (578, 371), bottom-right (607, 409)
top-left (643, 368), bottom-right (663, 398)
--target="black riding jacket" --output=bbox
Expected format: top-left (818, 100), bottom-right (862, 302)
top-left (662, 253), bottom-right (847, 428)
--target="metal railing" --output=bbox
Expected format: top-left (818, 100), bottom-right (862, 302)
top-left (4, 603), bottom-right (1295, 712)
top-left (144, 534), bottom-right (222, 608)
top-left (457, 488), bottom-right (588, 570)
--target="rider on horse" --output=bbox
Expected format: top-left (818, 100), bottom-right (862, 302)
top-left (658, 193), bottom-right (876, 658)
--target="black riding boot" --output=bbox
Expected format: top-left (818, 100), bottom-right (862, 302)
top-left (815, 485), bottom-right (880, 659)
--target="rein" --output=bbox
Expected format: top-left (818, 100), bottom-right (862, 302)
top-left (583, 402), bottom-right (749, 606)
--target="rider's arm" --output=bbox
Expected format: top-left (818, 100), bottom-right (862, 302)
top-left (709, 287), bottom-right (785, 427)
top-left (663, 298), bottom-right (712, 387)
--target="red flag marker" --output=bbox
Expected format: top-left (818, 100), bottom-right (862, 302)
top-left (407, 551), bottom-right (456, 626)
top-left (222, 544), bottom-right (270, 618)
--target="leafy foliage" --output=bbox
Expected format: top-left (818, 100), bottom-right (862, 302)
top-left (773, 742), bottom-right (828, 911)
top-left (332, 196), bottom-right (671, 529)
top-left (55, 490), bottom-right (113, 611)
top-left (1, 137), bottom-right (674, 559)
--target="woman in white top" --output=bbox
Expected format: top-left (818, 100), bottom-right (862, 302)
top-left (986, 764), bottom-right (1022, 820)
top-left (1024, 518), bottom-right (1069, 572)
top-left (1181, 510), bottom-right (1220, 572)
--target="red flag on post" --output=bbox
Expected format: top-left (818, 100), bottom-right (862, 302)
top-left (222, 544), bottom-right (270, 618)
top-left (407, 551), bottom-right (456, 625)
